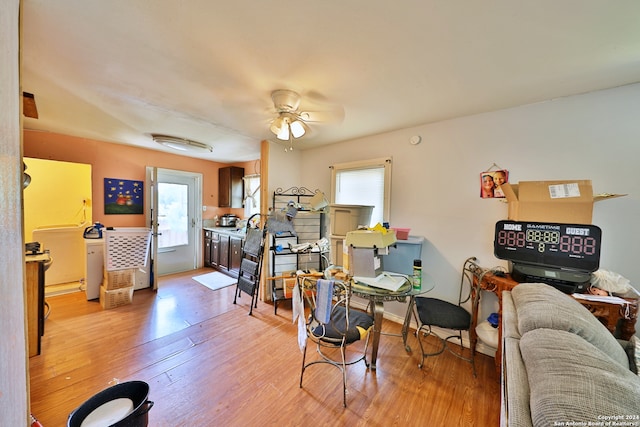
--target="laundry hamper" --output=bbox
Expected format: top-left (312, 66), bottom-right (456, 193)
top-left (104, 228), bottom-right (152, 271)
top-left (101, 228), bottom-right (152, 309)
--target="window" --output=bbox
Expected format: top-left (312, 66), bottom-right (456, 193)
top-left (330, 157), bottom-right (391, 226)
top-left (157, 182), bottom-right (189, 248)
top-left (243, 174), bottom-right (261, 218)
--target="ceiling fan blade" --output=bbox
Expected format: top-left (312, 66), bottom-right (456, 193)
top-left (23, 92), bottom-right (39, 119)
top-left (296, 90), bottom-right (345, 124)
top-left (299, 107), bottom-right (345, 124)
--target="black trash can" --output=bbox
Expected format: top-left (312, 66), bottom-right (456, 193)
top-left (67, 381), bottom-right (153, 427)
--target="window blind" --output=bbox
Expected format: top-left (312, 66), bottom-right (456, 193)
top-left (335, 166), bottom-right (385, 226)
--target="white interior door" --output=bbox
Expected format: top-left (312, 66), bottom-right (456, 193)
top-left (146, 167), bottom-right (202, 277)
top-left (146, 167), bottom-right (159, 289)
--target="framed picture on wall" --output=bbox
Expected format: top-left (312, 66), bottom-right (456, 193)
top-left (104, 178), bottom-right (144, 214)
top-left (479, 169), bottom-right (509, 199)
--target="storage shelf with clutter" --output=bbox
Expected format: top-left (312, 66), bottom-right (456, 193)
top-left (267, 187), bottom-right (329, 314)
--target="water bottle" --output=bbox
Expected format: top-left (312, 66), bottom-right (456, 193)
top-left (413, 259), bottom-right (422, 290)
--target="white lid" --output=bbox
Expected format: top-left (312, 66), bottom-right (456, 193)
top-left (80, 398), bottom-right (134, 427)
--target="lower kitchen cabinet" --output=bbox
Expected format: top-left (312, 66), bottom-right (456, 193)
top-left (204, 230), bottom-right (213, 267)
top-left (204, 230), bottom-right (221, 268)
top-left (230, 236), bottom-right (243, 274)
top-left (212, 234), bottom-right (220, 268)
top-left (219, 234), bottom-right (230, 270)
top-left (204, 229), bottom-right (243, 278)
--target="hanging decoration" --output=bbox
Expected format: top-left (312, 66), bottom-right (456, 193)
top-left (479, 163), bottom-right (509, 199)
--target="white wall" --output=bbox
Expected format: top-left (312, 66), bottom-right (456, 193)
top-left (267, 143), bottom-right (303, 202)
top-left (278, 82), bottom-right (640, 332)
top-left (1, 0), bottom-right (29, 424)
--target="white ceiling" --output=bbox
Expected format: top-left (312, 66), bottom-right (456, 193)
top-left (20, 1), bottom-right (640, 163)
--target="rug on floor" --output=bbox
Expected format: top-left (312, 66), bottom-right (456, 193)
top-left (192, 271), bottom-right (237, 291)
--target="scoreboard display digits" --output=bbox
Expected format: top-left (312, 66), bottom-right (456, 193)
top-left (494, 220), bottom-right (601, 272)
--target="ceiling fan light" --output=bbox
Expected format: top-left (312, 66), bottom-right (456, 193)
top-left (276, 121), bottom-right (290, 140)
top-left (270, 116), bottom-right (284, 135)
top-left (290, 119), bottom-right (306, 138)
top-left (152, 134), bottom-right (213, 153)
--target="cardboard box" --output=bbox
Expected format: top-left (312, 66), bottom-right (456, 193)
top-left (501, 180), bottom-right (624, 224)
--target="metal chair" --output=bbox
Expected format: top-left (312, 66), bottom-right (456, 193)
top-left (413, 256), bottom-right (483, 375)
top-left (233, 214), bottom-right (266, 315)
top-left (298, 276), bottom-right (374, 407)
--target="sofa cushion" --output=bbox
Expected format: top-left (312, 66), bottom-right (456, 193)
top-left (521, 328), bottom-right (640, 427)
top-left (502, 290), bottom-right (521, 340)
top-left (631, 335), bottom-right (640, 375)
top-left (502, 336), bottom-right (532, 427)
top-left (511, 283), bottom-right (629, 369)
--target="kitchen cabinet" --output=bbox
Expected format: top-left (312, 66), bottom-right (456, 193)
top-left (204, 230), bottom-right (221, 267)
top-left (219, 234), bottom-right (230, 270)
top-left (203, 228), bottom-right (245, 278)
top-left (211, 232), bottom-right (220, 268)
top-left (204, 230), bottom-right (213, 267)
top-left (219, 166), bottom-right (244, 208)
top-left (230, 236), bottom-right (243, 274)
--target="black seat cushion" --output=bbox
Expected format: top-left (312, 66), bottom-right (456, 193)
top-left (415, 297), bottom-right (471, 330)
top-left (312, 306), bottom-right (374, 344)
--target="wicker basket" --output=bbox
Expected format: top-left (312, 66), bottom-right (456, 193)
top-left (100, 285), bottom-right (134, 309)
top-left (103, 268), bottom-right (136, 290)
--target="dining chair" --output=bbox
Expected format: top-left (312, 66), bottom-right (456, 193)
top-left (298, 276), bottom-right (374, 407)
top-left (413, 256), bottom-right (483, 376)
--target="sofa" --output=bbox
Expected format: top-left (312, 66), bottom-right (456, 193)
top-left (501, 283), bottom-right (640, 427)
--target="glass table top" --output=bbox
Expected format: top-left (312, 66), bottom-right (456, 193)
top-left (349, 272), bottom-right (435, 300)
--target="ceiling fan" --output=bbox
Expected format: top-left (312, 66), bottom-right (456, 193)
top-left (268, 89), bottom-right (343, 150)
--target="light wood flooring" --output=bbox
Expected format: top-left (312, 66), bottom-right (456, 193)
top-left (29, 268), bottom-right (500, 426)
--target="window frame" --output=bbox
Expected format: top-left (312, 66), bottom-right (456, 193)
top-left (330, 157), bottom-right (392, 225)
top-left (243, 174), bottom-right (261, 219)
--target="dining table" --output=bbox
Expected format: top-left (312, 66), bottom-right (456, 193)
top-left (350, 273), bottom-right (435, 370)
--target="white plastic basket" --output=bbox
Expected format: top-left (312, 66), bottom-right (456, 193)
top-left (104, 228), bottom-right (152, 271)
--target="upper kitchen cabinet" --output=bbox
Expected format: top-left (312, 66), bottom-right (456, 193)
top-left (219, 166), bottom-right (244, 208)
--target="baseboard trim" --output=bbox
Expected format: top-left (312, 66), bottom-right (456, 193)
top-left (351, 299), bottom-right (497, 358)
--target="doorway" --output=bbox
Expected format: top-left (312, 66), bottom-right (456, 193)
top-left (147, 167), bottom-right (202, 277)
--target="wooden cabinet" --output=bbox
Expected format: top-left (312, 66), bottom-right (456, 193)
top-left (26, 255), bottom-right (48, 357)
top-left (230, 236), bottom-right (243, 274)
top-left (219, 234), bottom-right (230, 270)
top-left (204, 230), bottom-right (213, 267)
top-left (204, 229), bottom-right (244, 277)
top-left (218, 166), bottom-right (244, 208)
top-left (211, 232), bottom-right (220, 268)
top-left (204, 230), bottom-right (220, 268)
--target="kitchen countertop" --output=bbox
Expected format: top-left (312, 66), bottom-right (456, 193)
top-left (25, 252), bottom-right (52, 262)
top-left (204, 226), bottom-right (246, 238)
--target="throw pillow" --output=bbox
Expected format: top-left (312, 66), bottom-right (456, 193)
top-left (512, 283), bottom-right (629, 369)
top-left (520, 328), bottom-right (640, 427)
